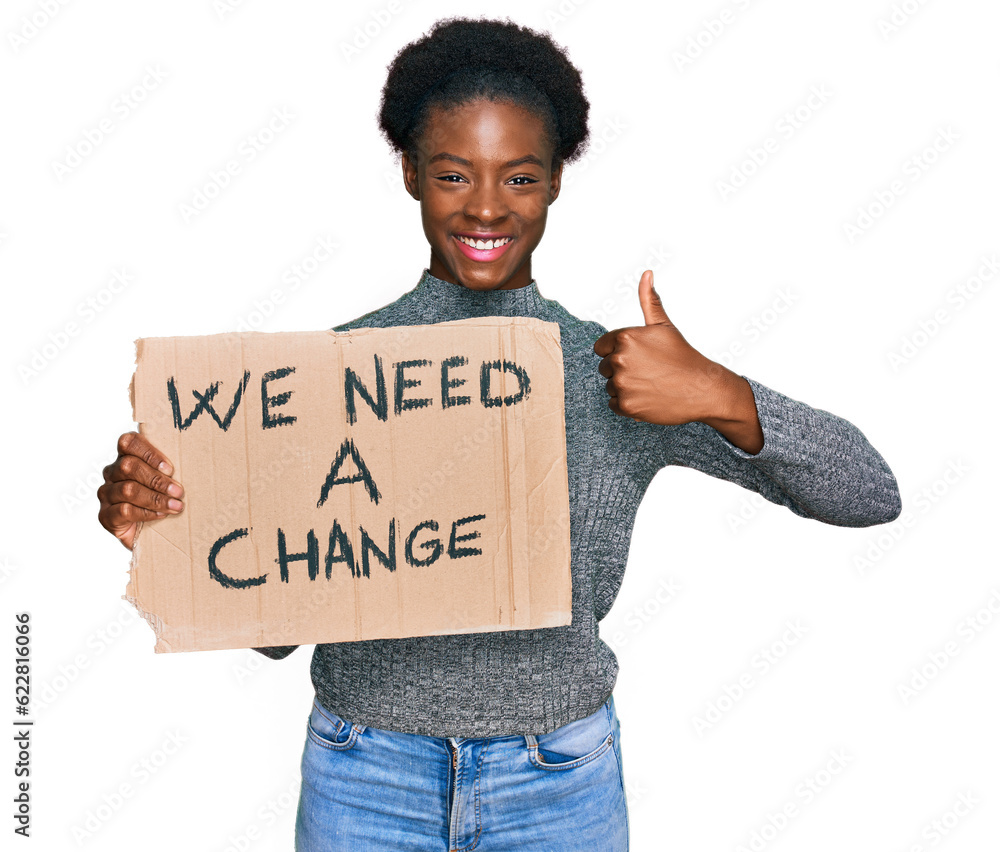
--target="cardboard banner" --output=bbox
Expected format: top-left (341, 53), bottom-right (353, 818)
top-left (124, 317), bottom-right (572, 652)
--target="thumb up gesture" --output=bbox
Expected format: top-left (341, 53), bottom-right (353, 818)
top-left (593, 270), bottom-right (761, 447)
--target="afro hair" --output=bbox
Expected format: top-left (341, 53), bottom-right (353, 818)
top-left (378, 17), bottom-right (590, 168)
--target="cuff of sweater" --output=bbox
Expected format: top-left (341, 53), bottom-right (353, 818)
top-left (711, 376), bottom-right (807, 465)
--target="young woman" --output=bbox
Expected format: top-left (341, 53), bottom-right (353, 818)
top-left (98, 17), bottom-right (901, 851)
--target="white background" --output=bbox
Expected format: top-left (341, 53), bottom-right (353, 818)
top-left (3, 0), bottom-right (998, 849)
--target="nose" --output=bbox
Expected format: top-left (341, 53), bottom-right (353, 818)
top-left (463, 179), bottom-right (509, 223)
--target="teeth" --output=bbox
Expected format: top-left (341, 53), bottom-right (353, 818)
top-left (458, 236), bottom-right (510, 250)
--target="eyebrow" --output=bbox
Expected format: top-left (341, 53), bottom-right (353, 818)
top-left (427, 153), bottom-right (546, 169)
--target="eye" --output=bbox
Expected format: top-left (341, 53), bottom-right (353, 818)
top-left (508, 176), bottom-right (538, 185)
top-left (434, 174), bottom-right (466, 183)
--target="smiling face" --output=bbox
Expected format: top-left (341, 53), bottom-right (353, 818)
top-left (402, 99), bottom-right (562, 291)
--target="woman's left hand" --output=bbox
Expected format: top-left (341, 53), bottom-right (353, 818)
top-left (593, 269), bottom-right (740, 427)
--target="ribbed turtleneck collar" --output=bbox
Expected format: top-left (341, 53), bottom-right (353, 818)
top-left (411, 268), bottom-right (547, 318)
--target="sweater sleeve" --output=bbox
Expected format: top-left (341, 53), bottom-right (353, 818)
top-left (252, 644), bottom-right (300, 660)
top-left (640, 376), bottom-right (902, 528)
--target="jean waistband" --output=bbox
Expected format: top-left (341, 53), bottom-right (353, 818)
top-left (313, 693), bottom-right (617, 744)
top-left (448, 694), bottom-right (616, 747)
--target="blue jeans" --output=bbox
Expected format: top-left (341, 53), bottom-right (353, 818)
top-left (295, 693), bottom-right (629, 851)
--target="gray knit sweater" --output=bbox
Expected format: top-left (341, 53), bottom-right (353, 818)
top-left (254, 269), bottom-right (901, 737)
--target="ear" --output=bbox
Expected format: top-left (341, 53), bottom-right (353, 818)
top-left (548, 158), bottom-right (563, 204)
top-left (402, 152), bottom-right (420, 200)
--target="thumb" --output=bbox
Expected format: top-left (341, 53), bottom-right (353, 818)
top-left (638, 269), bottom-right (672, 326)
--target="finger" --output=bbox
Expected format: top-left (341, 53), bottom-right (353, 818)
top-left (104, 453), bottom-right (183, 499)
top-left (99, 479), bottom-right (183, 515)
top-left (97, 502), bottom-right (162, 551)
top-left (597, 356), bottom-right (613, 379)
top-left (116, 431), bottom-right (175, 476)
top-left (606, 393), bottom-right (642, 422)
top-left (98, 501), bottom-right (166, 532)
top-left (593, 329), bottom-right (619, 357)
top-left (638, 269), bottom-right (673, 327)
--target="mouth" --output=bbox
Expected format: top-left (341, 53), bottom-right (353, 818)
top-left (453, 233), bottom-right (515, 262)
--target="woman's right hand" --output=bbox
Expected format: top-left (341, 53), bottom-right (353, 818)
top-left (98, 432), bottom-right (184, 551)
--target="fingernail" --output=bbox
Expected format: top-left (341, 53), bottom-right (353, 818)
top-left (159, 461), bottom-right (173, 475)
top-left (168, 498), bottom-right (183, 511)
top-left (167, 483), bottom-right (182, 497)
